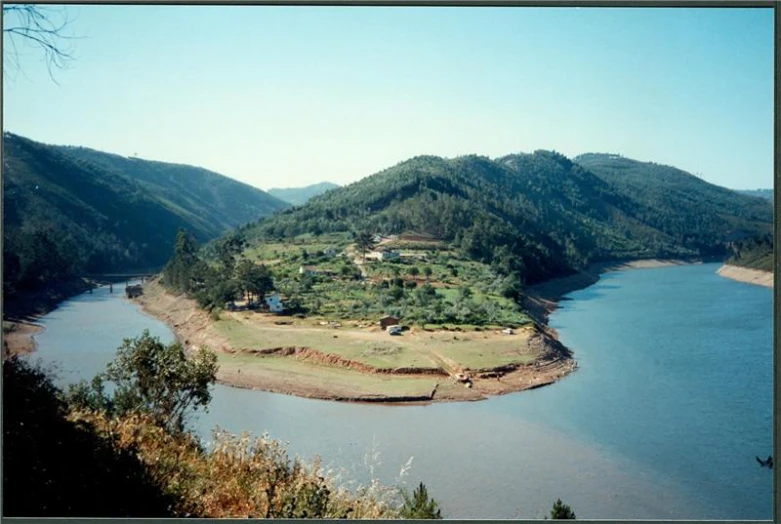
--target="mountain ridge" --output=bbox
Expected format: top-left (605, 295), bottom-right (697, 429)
top-left (2, 132), bottom-right (289, 300)
top-left (243, 149), bottom-right (772, 285)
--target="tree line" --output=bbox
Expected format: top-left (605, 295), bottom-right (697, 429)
top-left (162, 228), bottom-right (275, 311)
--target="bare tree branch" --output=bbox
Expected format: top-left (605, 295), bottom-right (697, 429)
top-left (3, 5), bottom-right (79, 83)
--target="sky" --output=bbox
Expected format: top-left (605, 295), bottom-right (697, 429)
top-left (2, 5), bottom-right (775, 191)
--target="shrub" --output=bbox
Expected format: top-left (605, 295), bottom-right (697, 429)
top-left (400, 482), bottom-right (442, 519)
top-left (67, 330), bottom-right (218, 433)
top-left (550, 498), bottom-right (576, 519)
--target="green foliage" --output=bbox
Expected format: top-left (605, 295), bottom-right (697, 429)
top-left (3, 357), bottom-right (176, 516)
top-left (550, 498), bottom-right (576, 519)
top-left (68, 330), bottom-right (218, 433)
top-left (400, 482), bottom-right (443, 519)
top-left (2, 132), bottom-right (287, 299)
top-left (244, 151), bottom-right (772, 287)
top-left (3, 351), bottom-right (415, 518)
top-left (727, 234), bottom-right (773, 272)
top-left (355, 230), bottom-right (377, 261)
top-left (235, 258), bottom-right (274, 304)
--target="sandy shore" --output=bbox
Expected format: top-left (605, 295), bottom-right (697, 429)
top-left (3, 320), bottom-right (45, 358)
top-left (134, 278), bottom-right (577, 404)
top-left (716, 264), bottom-right (773, 288)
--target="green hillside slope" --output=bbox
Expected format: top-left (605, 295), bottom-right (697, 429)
top-left (242, 150), bottom-right (772, 285)
top-left (60, 145), bottom-right (289, 232)
top-left (2, 133), bottom-right (287, 298)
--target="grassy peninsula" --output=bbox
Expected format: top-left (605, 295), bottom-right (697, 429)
top-left (127, 150), bottom-right (772, 403)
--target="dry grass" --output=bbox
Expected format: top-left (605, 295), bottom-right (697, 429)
top-left (70, 411), bottom-right (405, 518)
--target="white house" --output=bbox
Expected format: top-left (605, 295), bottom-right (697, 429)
top-left (323, 247), bottom-right (337, 257)
top-left (299, 265), bottom-right (317, 276)
top-left (265, 293), bottom-right (284, 313)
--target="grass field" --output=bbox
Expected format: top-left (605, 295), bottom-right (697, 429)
top-left (213, 315), bottom-right (537, 373)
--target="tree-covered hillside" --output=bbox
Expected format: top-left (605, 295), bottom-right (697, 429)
top-left (573, 153), bottom-right (772, 245)
top-left (2, 133), bottom-right (287, 299)
top-left (268, 182), bottom-right (340, 206)
top-left (242, 150), bottom-right (773, 285)
top-left (60, 144), bottom-right (289, 231)
top-left (736, 189), bottom-right (773, 201)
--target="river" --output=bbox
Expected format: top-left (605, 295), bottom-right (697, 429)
top-left (28, 262), bottom-right (773, 519)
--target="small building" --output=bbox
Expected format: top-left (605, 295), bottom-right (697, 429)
top-left (323, 247), bottom-right (338, 257)
top-left (125, 284), bottom-right (143, 298)
top-left (379, 315), bottom-right (400, 329)
top-left (265, 293), bottom-right (284, 313)
top-left (377, 250), bottom-right (400, 261)
top-left (299, 265), bottom-right (317, 276)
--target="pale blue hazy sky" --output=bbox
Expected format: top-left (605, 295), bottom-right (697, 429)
top-left (3, 6), bottom-right (774, 191)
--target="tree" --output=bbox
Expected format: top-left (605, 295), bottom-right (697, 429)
top-left (235, 259), bottom-right (274, 305)
top-left (423, 266), bottom-right (433, 280)
top-left (354, 230), bottom-right (376, 262)
top-left (3, 5), bottom-right (77, 82)
top-left (163, 228), bottom-right (200, 293)
top-left (550, 498), bottom-right (576, 519)
top-left (400, 482), bottom-right (442, 519)
top-left (216, 234), bottom-right (247, 279)
top-left (407, 266), bottom-right (420, 277)
top-left (70, 330), bottom-right (218, 433)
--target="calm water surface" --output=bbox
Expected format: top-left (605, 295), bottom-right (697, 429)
top-left (30, 263), bottom-right (773, 519)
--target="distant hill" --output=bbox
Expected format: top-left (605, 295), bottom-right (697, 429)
top-left (2, 132), bottom-right (288, 298)
top-left (268, 182), bottom-right (340, 206)
top-left (243, 150), bottom-right (772, 285)
top-left (573, 153), bottom-right (772, 243)
top-left (736, 189), bottom-right (773, 201)
top-left (60, 145), bottom-right (289, 233)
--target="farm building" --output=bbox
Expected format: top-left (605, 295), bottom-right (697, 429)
top-left (379, 315), bottom-right (400, 329)
top-left (299, 265), bottom-right (318, 276)
top-left (264, 293), bottom-right (284, 313)
top-left (125, 284), bottom-right (143, 298)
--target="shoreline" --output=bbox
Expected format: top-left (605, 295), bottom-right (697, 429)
top-left (523, 258), bottom-right (700, 325)
top-left (716, 264), bottom-right (773, 288)
top-left (4, 257), bottom-right (698, 403)
top-left (2, 277), bottom-right (97, 359)
top-left (134, 278), bottom-right (577, 405)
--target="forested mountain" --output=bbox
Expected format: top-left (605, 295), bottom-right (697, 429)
top-left (2, 133), bottom-right (288, 297)
top-left (573, 153), bottom-right (772, 242)
top-left (268, 182), bottom-right (340, 206)
top-left (736, 189), bottom-right (773, 201)
top-left (59, 144), bottom-right (289, 232)
top-left (243, 150), bottom-right (773, 285)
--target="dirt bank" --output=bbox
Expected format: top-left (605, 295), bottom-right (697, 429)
top-left (2, 321), bottom-right (45, 359)
top-left (134, 278), bottom-right (578, 404)
top-left (716, 264), bottom-right (773, 288)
